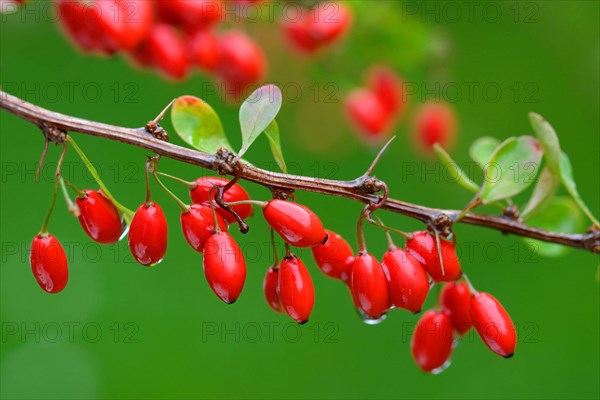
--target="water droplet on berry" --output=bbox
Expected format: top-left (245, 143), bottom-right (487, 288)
top-left (356, 307), bottom-right (387, 325)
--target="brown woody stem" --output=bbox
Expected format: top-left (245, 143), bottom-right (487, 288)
top-left (1, 90), bottom-right (598, 254)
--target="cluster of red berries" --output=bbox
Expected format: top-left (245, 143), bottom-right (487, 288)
top-left (30, 168), bottom-right (513, 372)
top-left (310, 229), bottom-right (515, 372)
top-left (345, 66), bottom-right (457, 153)
top-left (56, 0), bottom-right (266, 93)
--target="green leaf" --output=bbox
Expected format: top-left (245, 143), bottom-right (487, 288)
top-left (238, 85), bottom-right (282, 158)
top-left (479, 136), bottom-right (543, 203)
top-left (469, 136), bottom-right (501, 168)
top-left (433, 143), bottom-right (479, 193)
top-left (524, 197), bottom-right (584, 257)
top-left (559, 151), bottom-right (599, 225)
top-left (171, 95), bottom-right (232, 153)
top-left (521, 166), bottom-right (559, 219)
top-left (529, 112), bottom-right (561, 176)
top-left (263, 120), bottom-right (287, 174)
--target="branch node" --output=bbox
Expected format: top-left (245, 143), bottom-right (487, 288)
top-left (145, 121), bottom-right (169, 142)
top-left (503, 204), bottom-right (520, 221)
top-left (431, 213), bottom-right (453, 239)
top-left (585, 225), bottom-right (600, 254)
top-left (270, 188), bottom-right (294, 200)
top-left (215, 147), bottom-right (240, 176)
top-left (40, 123), bottom-right (67, 144)
top-left (359, 176), bottom-right (385, 195)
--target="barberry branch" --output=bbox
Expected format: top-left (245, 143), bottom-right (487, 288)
top-left (1, 90), bottom-right (598, 254)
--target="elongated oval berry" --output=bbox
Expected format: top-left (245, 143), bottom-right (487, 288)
top-left (190, 177), bottom-right (253, 223)
top-left (471, 293), bottom-right (516, 358)
top-left (180, 204), bottom-right (228, 253)
top-left (30, 234), bottom-right (69, 294)
top-left (135, 23), bottom-right (189, 80)
top-left (368, 66), bottom-right (405, 115)
top-left (263, 200), bottom-right (327, 248)
top-left (278, 255), bottom-right (314, 324)
top-left (406, 231), bottom-right (462, 282)
top-left (76, 189), bottom-right (123, 244)
top-left (203, 232), bottom-right (247, 304)
top-left (263, 266), bottom-right (283, 314)
top-left (381, 248), bottom-right (429, 313)
top-left (440, 282), bottom-right (472, 335)
top-left (345, 88), bottom-right (392, 140)
top-left (217, 30), bottom-right (266, 96)
top-left (128, 203), bottom-right (168, 266)
top-left (350, 252), bottom-right (390, 319)
top-left (411, 310), bottom-right (454, 373)
top-left (413, 101), bottom-right (457, 154)
top-left (311, 230), bottom-right (354, 281)
top-left (187, 28), bottom-right (219, 72)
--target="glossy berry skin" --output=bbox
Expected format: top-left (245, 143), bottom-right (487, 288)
top-left (30, 234), bottom-right (69, 294)
top-left (381, 248), bottom-right (429, 313)
top-left (311, 230), bottom-right (354, 282)
top-left (203, 232), bottom-right (247, 304)
top-left (281, 2), bottom-right (352, 54)
top-left (406, 231), bottom-right (462, 282)
top-left (136, 24), bottom-right (189, 80)
top-left (217, 30), bottom-right (266, 96)
top-left (76, 190), bottom-right (122, 244)
top-left (263, 266), bottom-right (283, 314)
top-left (440, 282), bottom-right (472, 335)
top-left (180, 204), bottom-right (228, 253)
top-left (128, 203), bottom-right (168, 266)
top-left (190, 177), bottom-right (253, 223)
top-left (414, 102), bottom-right (457, 153)
top-left (187, 29), bottom-right (219, 72)
top-left (350, 252), bottom-right (390, 319)
top-left (411, 310), bottom-right (454, 373)
top-left (263, 200), bottom-right (327, 248)
top-left (368, 66), bottom-right (404, 115)
top-left (345, 89), bottom-right (392, 139)
top-left (278, 255), bottom-right (314, 324)
top-left (471, 293), bottom-right (516, 358)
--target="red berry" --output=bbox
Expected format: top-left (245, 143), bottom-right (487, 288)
top-left (381, 248), bottom-right (429, 313)
top-left (187, 28), bottom-right (219, 72)
top-left (311, 229), bottom-right (354, 281)
top-left (30, 234), bottom-right (69, 294)
top-left (128, 203), bottom-right (168, 266)
top-left (413, 101), bottom-right (457, 154)
top-left (203, 232), bottom-right (247, 304)
top-left (75, 189), bottom-right (123, 244)
top-left (411, 310), bottom-right (454, 373)
top-left (94, 0), bottom-right (154, 51)
top-left (345, 88), bottom-right (392, 140)
top-left (180, 204), bottom-right (228, 253)
top-left (57, 0), bottom-right (113, 54)
top-left (281, 2), bottom-right (352, 54)
top-left (263, 266), bottom-right (283, 314)
top-left (406, 231), bottom-right (462, 282)
top-left (470, 293), bottom-right (516, 358)
top-left (263, 200), bottom-right (327, 248)
top-left (278, 255), bottom-right (314, 323)
top-left (440, 282), bottom-right (472, 335)
top-left (135, 24), bottom-right (189, 80)
top-left (189, 177), bottom-right (253, 223)
top-left (368, 66), bottom-right (405, 115)
top-left (217, 30), bottom-right (266, 96)
top-left (350, 252), bottom-right (390, 319)
top-left (156, 0), bottom-right (222, 29)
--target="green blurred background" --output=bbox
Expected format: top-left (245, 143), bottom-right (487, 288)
top-left (1, 1), bottom-right (598, 399)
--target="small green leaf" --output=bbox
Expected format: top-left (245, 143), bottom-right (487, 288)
top-left (559, 151), bottom-right (599, 226)
top-left (479, 136), bottom-right (543, 203)
top-left (521, 166), bottom-right (559, 220)
top-left (524, 197), bottom-right (584, 257)
top-left (263, 120), bottom-right (287, 174)
top-left (469, 136), bottom-right (501, 168)
top-left (434, 144), bottom-right (479, 193)
top-left (529, 112), bottom-right (561, 175)
top-left (171, 96), bottom-right (231, 153)
top-left (238, 85), bottom-right (282, 158)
